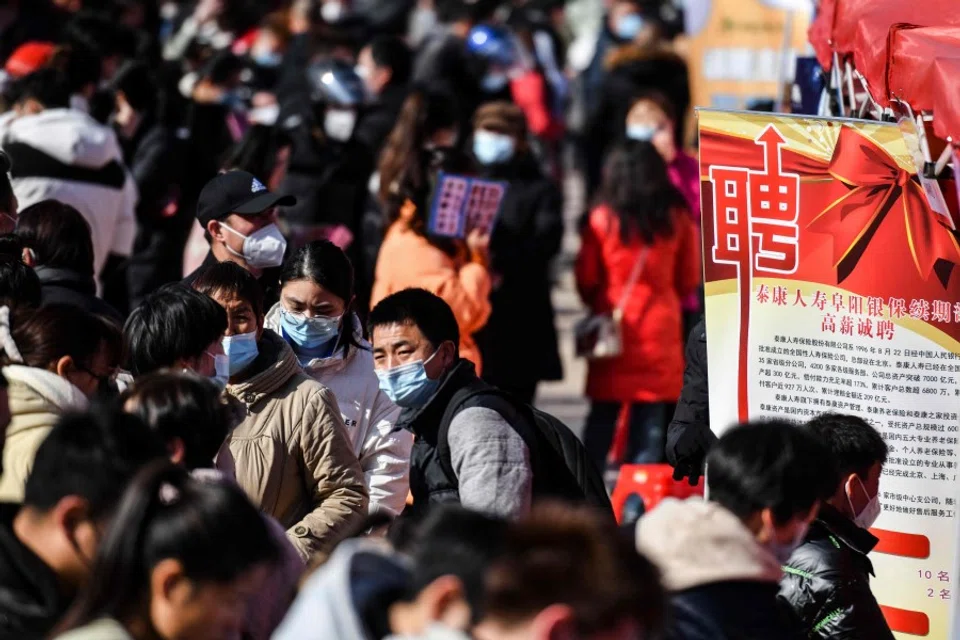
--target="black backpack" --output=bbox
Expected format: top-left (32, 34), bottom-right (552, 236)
top-left (437, 385), bottom-right (613, 516)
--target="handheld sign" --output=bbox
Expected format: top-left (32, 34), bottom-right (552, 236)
top-left (427, 172), bottom-right (507, 239)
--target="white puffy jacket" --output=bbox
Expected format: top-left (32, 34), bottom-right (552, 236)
top-left (0, 109), bottom-right (137, 282)
top-left (265, 305), bottom-right (411, 517)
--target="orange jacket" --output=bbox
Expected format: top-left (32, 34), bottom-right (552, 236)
top-left (575, 205), bottom-right (701, 403)
top-left (371, 220), bottom-right (492, 373)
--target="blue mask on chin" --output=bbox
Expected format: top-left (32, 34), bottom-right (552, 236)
top-left (375, 351), bottom-right (442, 408)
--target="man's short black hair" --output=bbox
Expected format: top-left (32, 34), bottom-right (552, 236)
top-left (14, 68), bottom-right (71, 110)
top-left (369, 35), bottom-right (412, 86)
top-left (0, 255), bottom-right (41, 307)
top-left (16, 200), bottom-right (96, 276)
top-left (124, 284), bottom-right (228, 376)
top-left (804, 413), bottom-right (888, 480)
top-left (192, 261), bottom-right (265, 319)
top-left (368, 288), bottom-right (460, 351)
top-left (24, 407), bottom-right (166, 519)
top-left (706, 420), bottom-right (839, 525)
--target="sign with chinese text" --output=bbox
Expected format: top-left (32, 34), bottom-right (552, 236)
top-left (700, 109), bottom-right (960, 638)
top-left (427, 172), bottom-right (507, 240)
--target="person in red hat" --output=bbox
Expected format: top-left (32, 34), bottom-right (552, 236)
top-left (3, 42), bottom-right (56, 79)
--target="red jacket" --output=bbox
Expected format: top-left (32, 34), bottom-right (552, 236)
top-left (575, 205), bottom-right (701, 403)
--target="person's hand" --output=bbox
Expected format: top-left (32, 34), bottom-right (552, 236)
top-left (667, 423), bottom-right (717, 486)
top-left (192, 80), bottom-right (225, 105)
top-left (466, 229), bottom-right (490, 266)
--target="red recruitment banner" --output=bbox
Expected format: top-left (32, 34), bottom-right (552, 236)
top-left (699, 109), bottom-right (960, 638)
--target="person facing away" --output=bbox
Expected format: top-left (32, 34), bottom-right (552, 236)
top-left (0, 253), bottom-right (40, 306)
top-left (16, 199), bottom-right (123, 323)
top-left (264, 241), bottom-right (412, 518)
top-left (371, 90), bottom-right (492, 374)
top-left (0, 68), bottom-right (137, 291)
top-left (119, 371), bottom-right (305, 640)
top-left (51, 461), bottom-right (281, 640)
top-left (123, 283), bottom-right (228, 382)
top-left (0, 304), bottom-right (122, 502)
top-left (183, 169), bottom-right (295, 309)
top-left (779, 413), bottom-right (895, 639)
top-left (0, 409), bottom-right (166, 640)
top-left (636, 420), bottom-right (839, 640)
top-left (665, 318), bottom-right (715, 485)
top-left (274, 506), bottom-right (510, 640)
top-left (369, 288), bottom-right (533, 519)
top-left (473, 503), bottom-right (666, 640)
top-left (575, 141), bottom-right (700, 469)
top-left (192, 261), bottom-right (368, 560)
top-left (469, 101), bottom-right (564, 406)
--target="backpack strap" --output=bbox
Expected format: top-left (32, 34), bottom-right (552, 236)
top-left (436, 384), bottom-right (536, 488)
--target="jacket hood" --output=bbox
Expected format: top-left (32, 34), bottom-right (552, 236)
top-left (0, 109), bottom-right (122, 169)
top-left (263, 304), bottom-right (365, 375)
top-left (273, 539), bottom-right (410, 640)
top-left (604, 43), bottom-right (686, 71)
top-left (2, 365), bottom-right (88, 436)
top-left (226, 330), bottom-right (300, 406)
top-left (636, 498), bottom-right (783, 592)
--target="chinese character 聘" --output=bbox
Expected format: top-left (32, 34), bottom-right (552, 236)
top-left (878, 320), bottom-right (895, 340)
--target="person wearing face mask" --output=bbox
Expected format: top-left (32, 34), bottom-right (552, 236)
top-left (263, 241), bottom-right (411, 518)
top-left (465, 24), bottom-right (519, 102)
top-left (0, 409), bottom-right (165, 640)
top-left (353, 36), bottom-right (412, 160)
top-left (780, 414), bottom-right (894, 640)
top-left (636, 421), bottom-right (836, 640)
top-left (469, 102), bottom-right (562, 405)
top-left (192, 262), bottom-right (368, 561)
top-left (0, 304), bottom-right (124, 502)
top-left (183, 170), bottom-right (296, 309)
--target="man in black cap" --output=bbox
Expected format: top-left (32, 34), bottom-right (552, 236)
top-left (184, 170), bottom-right (296, 307)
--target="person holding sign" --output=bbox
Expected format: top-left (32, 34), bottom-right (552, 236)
top-left (780, 414), bottom-right (894, 640)
top-left (372, 91), bottom-right (492, 373)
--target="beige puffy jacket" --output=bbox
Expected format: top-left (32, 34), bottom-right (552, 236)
top-left (216, 330), bottom-right (368, 561)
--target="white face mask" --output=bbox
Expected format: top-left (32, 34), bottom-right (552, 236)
top-left (848, 476), bottom-right (882, 530)
top-left (220, 222), bottom-right (287, 269)
top-left (324, 108), bottom-right (357, 142)
top-left (321, 0), bottom-right (345, 23)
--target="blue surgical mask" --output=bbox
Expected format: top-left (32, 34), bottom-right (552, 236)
top-left (627, 124), bottom-right (657, 142)
top-left (207, 353), bottom-right (230, 390)
top-left (375, 351), bottom-right (441, 408)
top-left (222, 331), bottom-right (259, 376)
top-left (253, 50), bottom-right (282, 68)
top-left (280, 308), bottom-right (341, 351)
top-left (481, 73), bottom-right (509, 93)
top-left (473, 130), bottom-right (515, 165)
top-left (768, 521), bottom-right (809, 565)
top-left (615, 13), bottom-right (645, 41)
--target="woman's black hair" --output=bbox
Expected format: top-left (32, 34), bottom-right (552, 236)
top-left (279, 240), bottom-right (365, 355)
top-left (0, 151), bottom-right (14, 216)
top-left (598, 141), bottom-right (687, 244)
top-left (16, 200), bottom-right (96, 276)
top-left (54, 461), bottom-right (280, 635)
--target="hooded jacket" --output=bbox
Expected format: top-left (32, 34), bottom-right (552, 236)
top-left (273, 539), bottom-right (410, 640)
top-left (0, 366), bottom-right (89, 503)
top-left (636, 498), bottom-right (804, 640)
top-left (778, 504), bottom-right (894, 639)
top-left (0, 503), bottom-right (69, 640)
top-left (215, 330), bottom-right (368, 561)
top-left (0, 109), bottom-right (137, 282)
top-left (33, 266), bottom-right (123, 324)
top-left (264, 306), bottom-right (412, 518)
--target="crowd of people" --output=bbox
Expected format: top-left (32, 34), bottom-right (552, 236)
top-left (0, 0), bottom-right (897, 639)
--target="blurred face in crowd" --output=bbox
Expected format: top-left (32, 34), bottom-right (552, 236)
top-left (56, 344), bottom-right (117, 399)
top-left (372, 322), bottom-right (456, 379)
top-left (178, 341), bottom-right (225, 378)
top-left (626, 99), bottom-right (677, 163)
top-left (207, 208), bottom-right (278, 272)
top-left (251, 29), bottom-right (284, 68)
top-left (210, 292), bottom-right (263, 340)
top-left (753, 503), bottom-right (819, 551)
top-left (841, 462), bottom-right (882, 521)
top-left (356, 45), bottom-right (391, 97)
top-left (148, 561), bottom-right (270, 640)
top-left (387, 575), bottom-right (474, 638)
top-left (281, 279), bottom-right (347, 320)
top-left (429, 127), bottom-right (459, 150)
top-left (609, 0), bottom-right (644, 40)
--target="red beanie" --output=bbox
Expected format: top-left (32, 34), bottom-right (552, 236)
top-left (5, 42), bottom-right (57, 78)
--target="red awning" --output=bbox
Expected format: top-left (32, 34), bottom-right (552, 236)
top-left (932, 57), bottom-right (960, 142)
top-left (808, 0), bottom-right (836, 70)
top-left (832, 0), bottom-right (960, 61)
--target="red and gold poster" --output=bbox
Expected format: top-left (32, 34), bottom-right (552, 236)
top-left (700, 109), bottom-right (960, 638)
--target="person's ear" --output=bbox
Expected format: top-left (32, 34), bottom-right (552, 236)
top-left (168, 437), bottom-right (187, 466)
top-left (150, 558), bottom-right (189, 608)
top-left (532, 604), bottom-right (577, 640)
top-left (422, 575), bottom-right (471, 631)
top-left (21, 247), bottom-right (34, 267)
top-left (53, 495), bottom-right (91, 535)
top-left (55, 355), bottom-right (77, 378)
top-left (207, 219), bottom-right (224, 243)
top-left (757, 507), bottom-right (777, 544)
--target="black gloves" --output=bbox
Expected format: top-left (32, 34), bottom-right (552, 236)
top-left (666, 422), bottom-right (718, 486)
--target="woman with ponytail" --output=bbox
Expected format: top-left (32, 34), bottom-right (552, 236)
top-left (370, 89), bottom-right (493, 373)
top-left (0, 304), bottom-right (122, 501)
top-left (53, 461), bottom-right (280, 640)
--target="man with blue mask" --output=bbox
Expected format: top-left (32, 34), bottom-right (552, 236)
top-left (636, 421), bottom-right (837, 640)
top-left (781, 414), bottom-right (894, 639)
top-left (184, 170), bottom-right (296, 310)
top-left (369, 288), bottom-right (534, 519)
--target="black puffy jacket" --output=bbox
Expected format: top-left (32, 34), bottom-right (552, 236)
top-left (665, 320), bottom-right (717, 482)
top-left (778, 504), bottom-right (895, 640)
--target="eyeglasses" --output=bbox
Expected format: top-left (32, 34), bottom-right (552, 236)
top-left (77, 365), bottom-right (117, 390)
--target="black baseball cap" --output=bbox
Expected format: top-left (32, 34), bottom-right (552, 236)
top-left (196, 170), bottom-right (296, 227)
